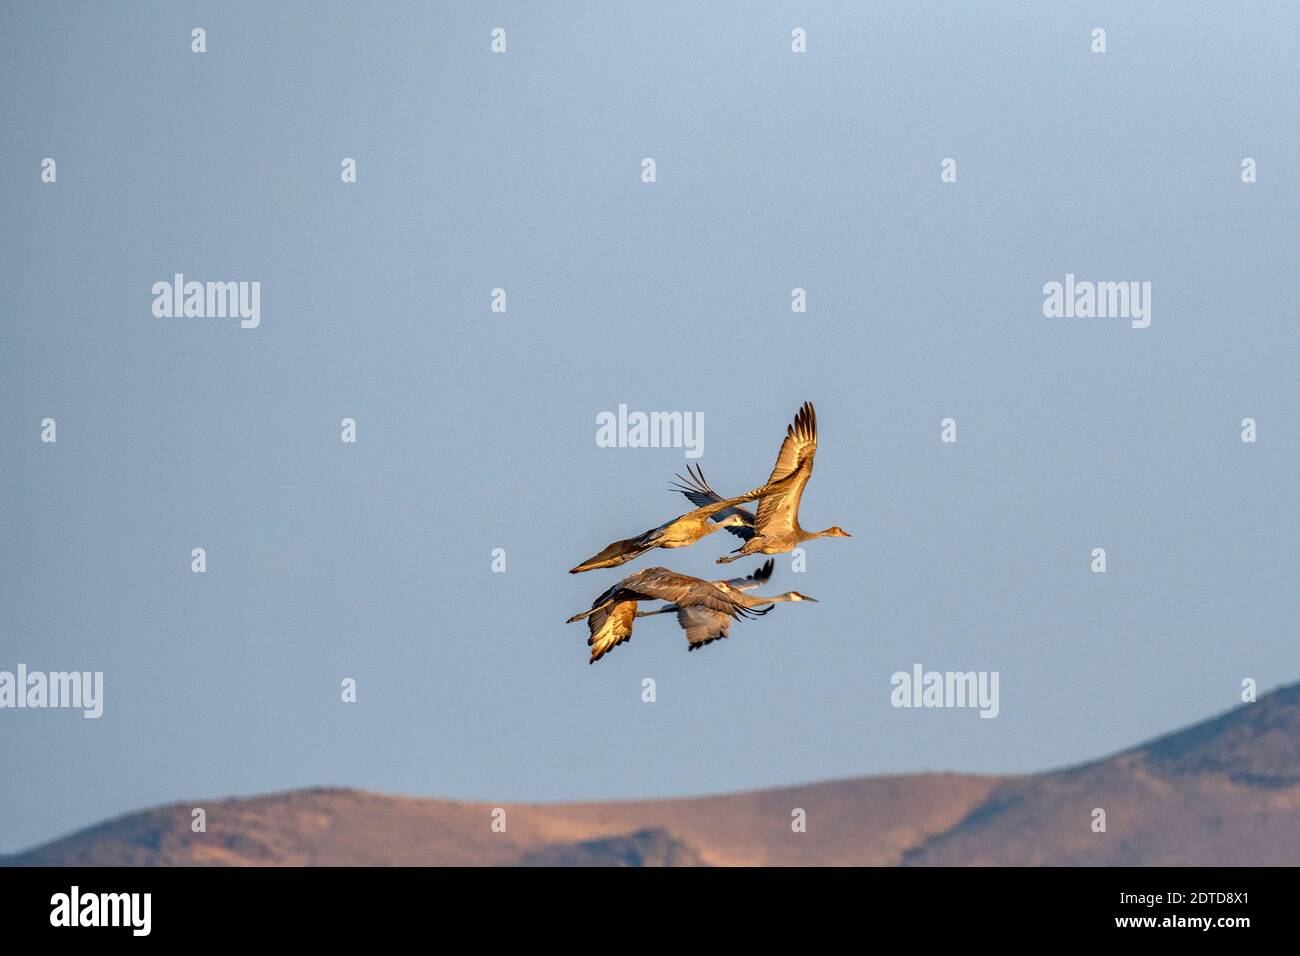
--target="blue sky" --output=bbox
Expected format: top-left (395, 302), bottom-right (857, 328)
top-left (1, 2), bottom-right (1297, 853)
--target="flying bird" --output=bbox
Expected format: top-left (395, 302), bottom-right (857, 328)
top-left (569, 492), bottom-right (761, 574)
top-left (637, 559), bottom-right (818, 651)
top-left (566, 566), bottom-right (773, 664)
top-left (670, 402), bottom-right (850, 564)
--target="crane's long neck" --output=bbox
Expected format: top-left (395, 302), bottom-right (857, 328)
top-left (739, 591), bottom-right (800, 607)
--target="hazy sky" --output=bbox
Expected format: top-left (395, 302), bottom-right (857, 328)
top-left (2, 2), bottom-right (1298, 854)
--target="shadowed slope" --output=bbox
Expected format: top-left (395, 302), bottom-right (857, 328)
top-left (517, 828), bottom-right (708, 867)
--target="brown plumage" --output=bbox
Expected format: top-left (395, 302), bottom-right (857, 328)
top-left (565, 567), bottom-right (773, 664)
top-left (670, 402), bottom-right (850, 565)
top-left (569, 488), bottom-right (763, 574)
top-left (637, 559), bottom-right (818, 651)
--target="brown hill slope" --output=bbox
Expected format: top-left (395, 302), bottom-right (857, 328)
top-left (2, 773), bottom-right (997, 867)
top-left (903, 681), bottom-right (1300, 866)
top-left (5, 683), bottom-right (1297, 866)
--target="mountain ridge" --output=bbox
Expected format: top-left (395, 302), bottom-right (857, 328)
top-left (6, 683), bottom-right (1296, 866)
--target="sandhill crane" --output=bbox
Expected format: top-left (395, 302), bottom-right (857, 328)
top-left (566, 567), bottom-right (774, 664)
top-left (671, 402), bottom-right (850, 564)
top-left (569, 491), bottom-right (761, 574)
top-left (637, 559), bottom-right (818, 650)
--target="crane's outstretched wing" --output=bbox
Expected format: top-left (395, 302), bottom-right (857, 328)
top-left (569, 579), bottom-right (645, 664)
top-left (670, 464), bottom-right (756, 540)
top-left (616, 567), bottom-right (766, 619)
top-left (753, 402), bottom-right (818, 537)
top-left (586, 598), bottom-right (638, 663)
top-left (678, 560), bottom-right (776, 650)
top-left (570, 568), bottom-right (768, 664)
top-left (678, 605), bottom-right (731, 650)
top-left (724, 559), bottom-right (774, 590)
